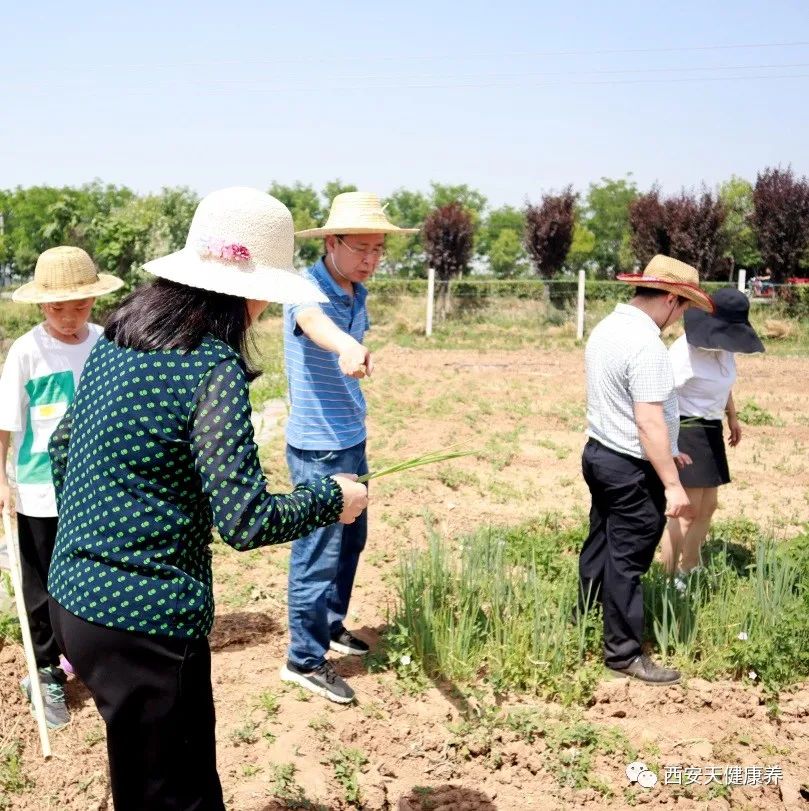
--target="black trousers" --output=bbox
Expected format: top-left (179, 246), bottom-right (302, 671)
top-left (17, 513), bottom-right (61, 669)
top-left (49, 598), bottom-right (225, 811)
top-left (579, 439), bottom-right (666, 669)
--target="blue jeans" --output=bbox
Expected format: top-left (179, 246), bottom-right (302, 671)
top-left (286, 441), bottom-right (368, 670)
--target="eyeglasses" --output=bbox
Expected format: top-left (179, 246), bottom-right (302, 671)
top-left (337, 236), bottom-right (385, 260)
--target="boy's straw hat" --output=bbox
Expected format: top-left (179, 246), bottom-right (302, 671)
top-left (295, 192), bottom-right (420, 239)
top-left (144, 187), bottom-right (326, 304)
top-left (12, 247), bottom-right (124, 304)
top-left (617, 255), bottom-right (714, 312)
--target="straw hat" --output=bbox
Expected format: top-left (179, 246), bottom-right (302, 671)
top-left (144, 187), bottom-right (326, 304)
top-left (295, 192), bottom-right (420, 239)
top-left (617, 255), bottom-right (714, 313)
top-left (12, 246), bottom-right (124, 304)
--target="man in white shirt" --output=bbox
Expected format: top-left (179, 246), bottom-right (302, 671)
top-left (579, 255), bottom-right (713, 685)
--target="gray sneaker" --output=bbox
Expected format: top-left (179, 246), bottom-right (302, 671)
top-left (20, 666), bottom-right (71, 729)
top-left (280, 660), bottom-right (355, 704)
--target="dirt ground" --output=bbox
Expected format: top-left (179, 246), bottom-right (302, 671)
top-left (1, 345), bottom-right (808, 810)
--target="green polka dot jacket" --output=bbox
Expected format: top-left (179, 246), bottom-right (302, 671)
top-left (47, 335), bottom-right (343, 639)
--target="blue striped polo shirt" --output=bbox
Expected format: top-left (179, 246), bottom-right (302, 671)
top-left (283, 258), bottom-right (370, 451)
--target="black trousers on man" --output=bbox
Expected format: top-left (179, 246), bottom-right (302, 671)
top-left (579, 438), bottom-right (666, 669)
top-left (17, 513), bottom-right (62, 669)
top-left (50, 598), bottom-right (225, 811)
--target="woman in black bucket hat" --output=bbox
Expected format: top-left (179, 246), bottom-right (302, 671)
top-left (660, 288), bottom-right (764, 583)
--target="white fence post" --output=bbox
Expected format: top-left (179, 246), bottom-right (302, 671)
top-left (576, 270), bottom-right (586, 341)
top-left (737, 268), bottom-right (747, 293)
top-left (425, 267), bottom-right (435, 337)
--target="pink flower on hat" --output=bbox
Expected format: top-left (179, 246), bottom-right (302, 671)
top-left (197, 237), bottom-right (251, 263)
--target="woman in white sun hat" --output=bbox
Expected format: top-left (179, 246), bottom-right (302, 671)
top-left (45, 187), bottom-right (368, 811)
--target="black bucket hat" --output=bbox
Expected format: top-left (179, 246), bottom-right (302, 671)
top-left (684, 287), bottom-right (764, 354)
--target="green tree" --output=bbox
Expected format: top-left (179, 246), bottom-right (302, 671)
top-left (478, 206), bottom-right (524, 252)
top-left (156, 187), bottom-right (198, 253)
top-left (488, 228), bottom-right (525, 278)
top-left (1, 186), bottom-right (72, 273)
top-left (90, 197), bottom-right (157, 285)
top-left (718, 176), bottom-right (762, 273)
top-left (0, 182), bottom-right (136, 276)
top-left (381, 188), bottom-right (430, 277)
top-left (430, 183), bottom-right (487, 225)
top-left (566, 219), bottom-right (596, 273)
top-left (582, 176), bottom-right (638, 277)
top-left (478, 206), bottom-right (528, 276)
top-left (89, 193), bottom-right (192, 290)
top-left (322, 179), bottom-right (358, 207)
top-left (269, 182), bottom-right (323, 267)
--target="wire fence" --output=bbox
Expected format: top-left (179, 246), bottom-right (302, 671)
top-left (368, 275), bottom-right (809, 305)
top-left (364, 275), bottom-right (809, 338)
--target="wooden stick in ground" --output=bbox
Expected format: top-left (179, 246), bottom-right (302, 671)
top-left (2, 509), bottom-right (51, 758)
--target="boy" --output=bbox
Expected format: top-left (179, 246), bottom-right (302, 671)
top-left (0, 246), bottom-right (122, 727)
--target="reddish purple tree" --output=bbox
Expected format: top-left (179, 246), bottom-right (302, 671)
top-left (629, 187), bottom-right (726, 279)
top-left (628, 187), bottom-right (667, 268)
top-left (523, 187), bottom-right (577, 279)
top-left (422, 202), bottom-right (474, 317)
top-left (665, 191), bottom-right (727, 280)
top-left (752, 166), bottom-right (809, 284)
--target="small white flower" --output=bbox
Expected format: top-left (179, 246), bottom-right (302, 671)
top-left (400, 654), bottom-right (412, 666)
top-left (737, 631), bottom-right (748, 641)
top-left (748, 670), bottom-right (758, 680)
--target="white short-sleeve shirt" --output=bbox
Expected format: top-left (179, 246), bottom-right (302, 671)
top-left (585, 303), bottom-right (679, 459)
top-left (669, 335), bottom-right (736, 420)
top-left (0, 323), bottom-right (102, 516)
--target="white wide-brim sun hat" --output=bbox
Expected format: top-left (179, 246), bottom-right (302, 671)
top-left (144, 187), bottom-right (327, 304)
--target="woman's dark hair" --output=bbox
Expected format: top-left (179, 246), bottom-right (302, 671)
top-left (104, 278), bottom-right (261, 380)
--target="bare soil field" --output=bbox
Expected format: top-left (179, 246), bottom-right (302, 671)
top-left (2, 343), bottom-right (808, 810)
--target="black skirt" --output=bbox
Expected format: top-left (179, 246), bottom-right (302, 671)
top-left (677, 416), bottom-right (731, 488)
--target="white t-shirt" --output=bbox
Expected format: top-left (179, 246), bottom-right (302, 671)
top-left (585, 304), bottom-right (680, 459)
top-left (669, 334), bottom-right (736, 420)
top-left (0, 323), bottom-right (103, 517)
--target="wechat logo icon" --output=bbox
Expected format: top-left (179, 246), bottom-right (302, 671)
top-left (626, 761), bottom-right (658, 789)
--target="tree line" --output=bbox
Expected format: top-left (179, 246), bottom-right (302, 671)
top-left (1, 168), bottom-right (808, 288)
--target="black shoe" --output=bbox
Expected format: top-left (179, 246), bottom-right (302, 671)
top-left (329, 629), bottom-right (370, 656)
top-left (280, 660), bottom-right (355, 704)
top-left (608, 654), bottom-right (680, 685)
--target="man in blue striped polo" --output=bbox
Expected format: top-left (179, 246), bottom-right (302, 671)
top-left (280, 192), bottom-right (419, 703)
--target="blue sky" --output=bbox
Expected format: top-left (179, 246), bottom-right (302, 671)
top-left (2, 1), bottom-right (808, 207)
